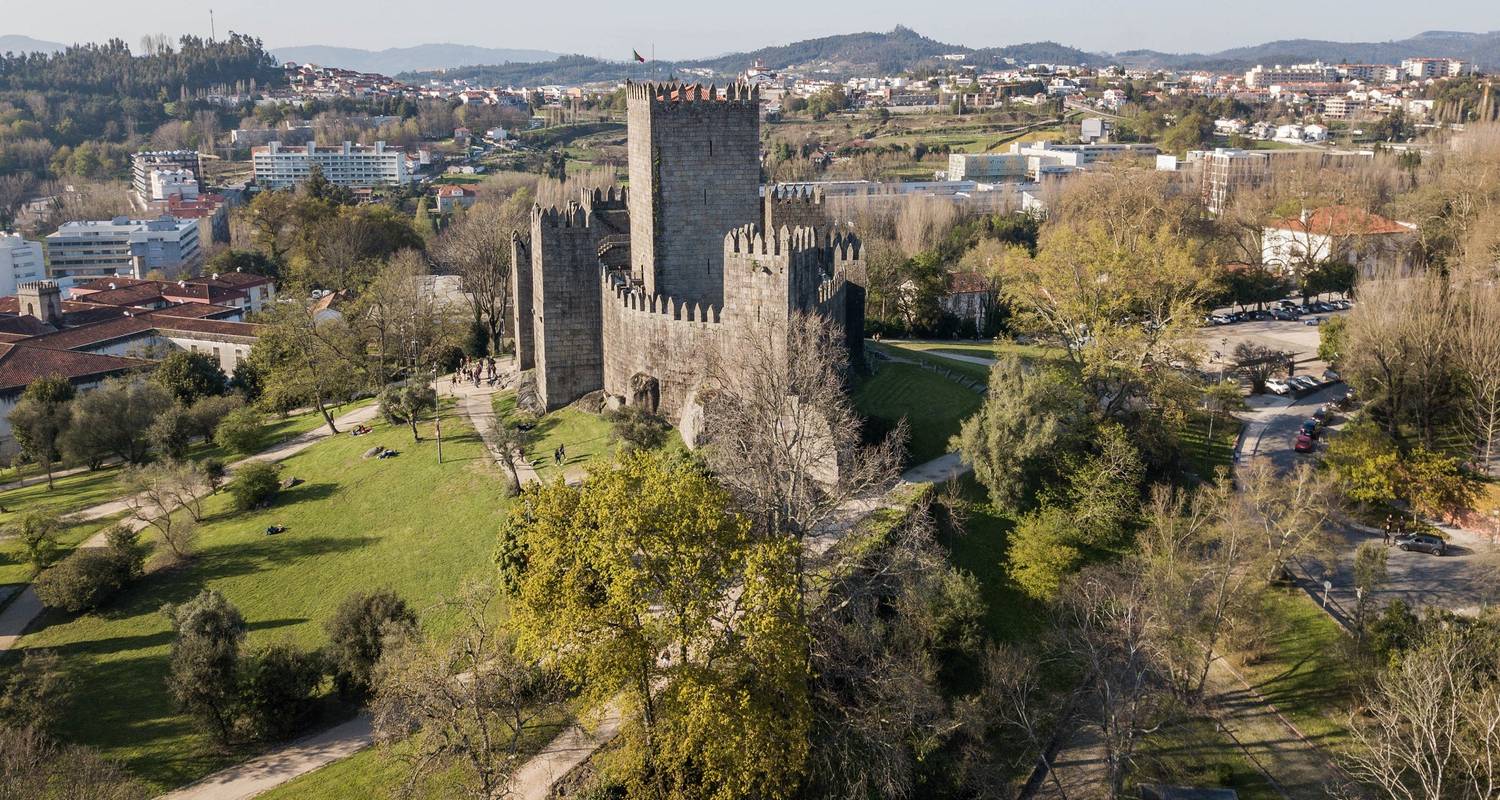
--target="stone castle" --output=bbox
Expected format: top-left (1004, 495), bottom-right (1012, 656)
top-left (509, 82), bottom-right (865, 426)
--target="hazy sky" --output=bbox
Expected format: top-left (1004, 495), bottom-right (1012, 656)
top-left (7, 0), bottom-right (1498, 59)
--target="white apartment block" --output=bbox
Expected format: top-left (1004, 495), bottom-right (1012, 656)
top-left (1244, 63), bottom-right (1339, 88)
top-left (45, 216), bottom-right (203, 282)
top-left (132, 151), bottom-right (202, 202)
top-left (1009, 140), bottom-right (1159, 169)
top-left (947, 153), bottom-right (1028, 181)
top-left (149, 168), bottom-right (200, 202)
top-left (1195, 148), bottom-right (1269, 215)
top-left (0, 233), bottom-right (45, 296)
top-left (1401, 58), bottom-right (1473, 79)
top-left (252, 140), bottom-right (410, 189)
top-left (1338, 64), bottom-right (1404, 83)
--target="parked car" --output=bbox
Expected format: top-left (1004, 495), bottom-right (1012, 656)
top-left (1304, 316), bottom-right (1323, 326)
top-left (1396, 533), bottom-right (1447, 556)
top-left (1290, 376), bottom-right (1319, 391)
top-left (1278, 299), bottom-right (1299, 309)
top-left (1314, 301), bottom-right (1334, 312)
top-left (1332, 299), bottom-right (1351, 310)
top-left (1271, 309), bottom-right (1297, 320)
top-left (1322, 369), bottom-right (1341, 382)
top-left (1265, 378), bottom-right (1291, 395)
top-left (1312, 404), bottom-right (1330, 421)
top-left (1301, 419), bottom-right (1321, 439)
top-left (1294, 433), bottom-right (1316, 453)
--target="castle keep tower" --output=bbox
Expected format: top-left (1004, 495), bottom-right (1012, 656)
top-left (627, 82), bottom-right (761, 308)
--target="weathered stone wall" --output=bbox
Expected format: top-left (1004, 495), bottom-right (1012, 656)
top-left (762, 186), bottom-right (829, 235)
top-left (601, 275), bottom-right (725, 419)
top-left (510, 233), bottom-right (534, 370)
top-left (530, 204), bottom-right (607, 410)
top-left (628, 83), bottom-right (761, 309)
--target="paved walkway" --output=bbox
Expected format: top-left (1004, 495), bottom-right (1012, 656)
top-left (0, 403), bottom-right (380, 654)
top-left (157, 714), bottom-right (373, 800)
top-left (1204, 656), bottom-right (1345, 800)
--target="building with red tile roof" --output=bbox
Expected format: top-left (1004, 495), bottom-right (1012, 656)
top-left (1262, 205), bottom-right (1419, 275)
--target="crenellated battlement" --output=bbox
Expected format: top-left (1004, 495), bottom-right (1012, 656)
top-left (626, 81), bottom-right (759, 108)
top-left (604, 267), bottom-right (722, 324)
top-left (724, 224), bottom-right (862, 264)
top-left (581, 186), bottom-right (628, 216)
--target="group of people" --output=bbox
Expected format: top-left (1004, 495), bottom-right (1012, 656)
top-left (1382, 514), bottom-right (1406, 545)
top-left (455, 356), bottom-right (500, 389)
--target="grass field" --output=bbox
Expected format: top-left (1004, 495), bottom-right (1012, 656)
top-left (12, 405), bottom-right (509, 792)
top-left (493, 394), bottom-right (619, 481)
top-left (0, 513), bottom-right (126, 589)
top-left (1132, 715), bottom-right (1282, 800)
top-left (1179, 411), bottom-right (1244, 478)
top-left (941, 475), bottom-right (1040, 644)
top-left (1230, 589), bottom-right (1354, 751)
top-left (854, 362), bottom-right (980, 465)
top-left (0, 402), bottom-right (364, 522)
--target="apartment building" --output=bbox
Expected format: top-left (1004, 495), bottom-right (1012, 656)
top-left (44, 216), bottom-right (203, 282)
top-left (1244, 63), bottom-right (1339, 88)
top-left (132, 151), bottom-right (202, 202)
top-left (946, 153), bottom-right (1027, 181)
top-left (148, 168), bottom-right (200, 202)
top-left (1338, 64), bottom-right (1403, 83)
top-left (1196, 148), bottom-right (1269, 215)
top-left (0, 233), bottom-right (45, 296)
top-left (252, 140), bottom-right (410, 189)
top-left (1401, 57), bottom-right (1473, 79)
top-left (1009, 140), bottom-right (1159, 168)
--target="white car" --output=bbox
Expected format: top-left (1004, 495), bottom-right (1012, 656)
top-left (1265, 378), bottom-right (1290, 395)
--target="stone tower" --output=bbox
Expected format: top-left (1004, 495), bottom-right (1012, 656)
top-left (17, 280), bottom-right (62, 326)
top-left (627, 82), bottom-right (761, 308)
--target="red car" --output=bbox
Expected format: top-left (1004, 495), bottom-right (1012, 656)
top-left (1294, 433), bottom-right (1315, 453)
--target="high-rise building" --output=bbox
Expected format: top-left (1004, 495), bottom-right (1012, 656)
top-left (251, 141), bottom-right (409, 189)
top-left (1244, 63), bottom-right (1339, 88)
top-left (45, 216), bottom-right (203, 281)
top-left (0, 233), bottom-right (45, 296)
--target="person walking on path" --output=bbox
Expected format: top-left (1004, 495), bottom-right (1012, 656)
top-left (1383, 515), bottom-right (1393, 545)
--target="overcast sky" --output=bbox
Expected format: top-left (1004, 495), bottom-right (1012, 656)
top-left (7, 0), bottom-right (1498, 59)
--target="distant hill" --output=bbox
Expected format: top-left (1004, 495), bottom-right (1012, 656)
top-left (1119, 30), bottom-right (1500, 70)
top-left (400, 28), bottom-right (1103, 85)
top-left (0, 35), bottom-right (67, 55)
top-left (270, 43), bottom-right (563, 73)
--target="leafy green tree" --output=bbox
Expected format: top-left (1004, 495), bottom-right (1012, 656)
top-left (248, 304), bottom-right (365, 433)
top-left (1066, 423), bottom-right (1145, 545)
top-left (228, 461), bottom-right (281, 512)
top-left (957, 355), bottom-right (1091, 509)
top-left (206, 248), bottom-right (278, 280)
top-left (505, 450), bottom-right (809, 799)
top-left (324, 587), bottom-right (418, 700)
top-left (152, 351), bottom-right (228, 405)
top-left (33, 527), bottom-right (146, 614)
top-left (606, 405), bottom-right (671, 451)
top-left (1319, 315), bottom-right (1347, 365)
top-left (378, 383), bottom-right (438, 443)
top-left (239, 643), bottom-right (324, 741)
top-left (1007, 506), bottom-right (1084, 600)
top-left (148, 403), bottom-right (194, 460)
top-left (60, 378), bottom-right (171, 467)
top-left (8, 375), bottom-right (74, 488)
top-left (163, 589), bottom-right (246, 745)
top-left (213, 406), bottom-right (265, 455)
top-left (12, 511), bottom-right (63, 572)
top-left (0, 650), bottom-right (68, 734)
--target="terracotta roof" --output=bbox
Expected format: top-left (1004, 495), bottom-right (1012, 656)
top-left (22, 316), bottom-right (156, 351)
top-left (0, 298), bottom-right (131, 328)
top-left (201, 271), bottom-right (272, 289)
top-left (141, 313), bottom-right (261, 340)
top-left (0, 343), bottom-right (149, 394)
top-left (946, 271), bottom-right (994, 295)
top-left (73, 283), bottom-right (172, 307)
top-left (1268, 206), bottom-right (1412, 236)
top-left (0, 315), bottom-right (57, 337)
top-left (151, 303), bottom-right (241, 320)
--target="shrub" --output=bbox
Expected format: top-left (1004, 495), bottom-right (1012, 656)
top-left (163, 589), bottom-right (246, 745)
top-left (606, 406), bottom-right (671, 451)
top-left (148, 403), bottom-right (194, 460)
top-left (214, 406), bottom-right (266, 455)
top-left (13, 511), bottom-right (63, 571)
top-left (324, 588), bottom-right (418, 699)
top-left (33, 525), bottom-right (146, 613)
top-left (189, 394), bottom-right (245, 440)
top-left (228, 461), bottom-right (281, 512)
top-left (239, 643), bottom-right (324, 741)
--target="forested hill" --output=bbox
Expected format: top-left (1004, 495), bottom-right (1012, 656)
top-left (0, 33), bottom-right (283, 98)
top-left (400, 27), bottom-right (1099, 85)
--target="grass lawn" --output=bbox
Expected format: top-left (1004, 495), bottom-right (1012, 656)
top-left (1230, 589), bottom-right (1354, 752)
top-left (854, 362), bottom-right (980, 465)
top-left (1178, 411), bottom-right (1244, 479)
top-left (941, 475), bottom-right (1041, 643)
top-left (12, 404), bottom-right (510, 792)
top-left (1132, 715), bottom-right (1282, 800)
top-left (0, 401), bottom-right (367, 522)
top-left (493, 393), bottom-right (619, 481)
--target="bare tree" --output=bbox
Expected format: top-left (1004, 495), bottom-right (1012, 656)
top-left (1236, 457), bottom-right (1334, 583)
top-left (1341, 627), bottom-right (1500, 800)
top-left (121, 462), bottom-right (203, 560)
top-left (371, 582), bottom-right (566, 800)
top-left (432, 193), bottom-right (531, 356)
top-left (703, 311), bottom-right (904, 546)
top-left (1452, 274), bottom-right (1500, 475)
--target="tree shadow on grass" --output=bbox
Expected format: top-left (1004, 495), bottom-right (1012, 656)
top-left (200, 482), bottom-right (341, 524)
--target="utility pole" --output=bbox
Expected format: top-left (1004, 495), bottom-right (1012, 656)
top-left (209, 9), bottom-right (216, 41)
